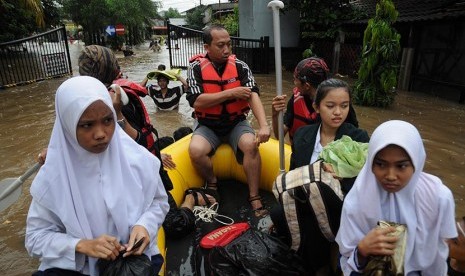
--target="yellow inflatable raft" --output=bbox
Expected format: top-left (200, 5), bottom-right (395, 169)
top-left (157, 134), bottom-right (292, 275)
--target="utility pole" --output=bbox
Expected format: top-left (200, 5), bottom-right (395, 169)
top-left (219, 0), bottom-right (221, 23)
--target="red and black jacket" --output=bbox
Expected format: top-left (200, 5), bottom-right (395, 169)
top-left (289, 87), bottom-right (317, 139)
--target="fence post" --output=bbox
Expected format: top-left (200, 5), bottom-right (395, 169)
top-left (262, 36), bottom-right (270, 74)
top-left (167, 21), bottom-right (173, 70)
top-left (62, 25), bottom-right (73, 76)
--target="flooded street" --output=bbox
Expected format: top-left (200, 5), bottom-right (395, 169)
top-left (1, 41), bottom-right (465, 275)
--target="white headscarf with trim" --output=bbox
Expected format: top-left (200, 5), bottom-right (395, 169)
top-left (30, 76), bottom-right (160, 274)
top-left (336, 120), bottom-right (456, 274)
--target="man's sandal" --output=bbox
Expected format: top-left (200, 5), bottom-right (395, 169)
top-left (185, 188), bottom-right (213, 206)
top-left (248, 195), bottom-right (269, 217)
top-left (203, 182), bottom-right (220, 203)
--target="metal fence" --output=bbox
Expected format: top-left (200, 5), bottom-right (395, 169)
top-left (313, 40), bottom-right (362, 78)
top-left (0, 26), bottom-right (72, 89)
top-left (167, 24), bottom-right (270, 74)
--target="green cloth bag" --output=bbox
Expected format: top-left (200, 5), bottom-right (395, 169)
top-left (318, 135), bottom-right (368, 178)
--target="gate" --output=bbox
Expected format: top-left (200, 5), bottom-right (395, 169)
top-left (0, 26), bottom-right (72, 89)
top-left (167, 24), bottom-right (269, 74)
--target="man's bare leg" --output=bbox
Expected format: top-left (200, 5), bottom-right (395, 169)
top-left (238, 133), bottom-right (266, 216)
top-left (188, 134), bottom-right (217, 186)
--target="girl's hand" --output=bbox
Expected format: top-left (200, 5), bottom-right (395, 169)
top-left (37, 148), bottom-right (48, 164)
top-left (358, 227), bottom-right (398, 257)
top-left (161, 153), bottom-right (176, 169)
top-left (76, 234), bottom-right (123, 260)
top-left (272, 95), bottom-right (287, 115)
top-left (124, 225), bottom-right (150, 257)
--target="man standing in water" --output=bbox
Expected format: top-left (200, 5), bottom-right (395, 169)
top-left (186, 25), bottom-right (271, 217)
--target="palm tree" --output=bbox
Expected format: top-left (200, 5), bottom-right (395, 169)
top-left (19, 0), bottom-right (45, 27)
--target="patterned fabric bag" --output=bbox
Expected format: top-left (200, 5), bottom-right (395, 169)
top-left (272, 160), bottom-right (344, 251)
top-left (363, 221), bottom-right (407, 276)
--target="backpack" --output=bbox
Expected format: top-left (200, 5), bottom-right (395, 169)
top-left (272, 160), bottom-right (344, 251)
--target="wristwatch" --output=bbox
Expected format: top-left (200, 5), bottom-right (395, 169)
top-left (117, 118), bottom-right (126, 129)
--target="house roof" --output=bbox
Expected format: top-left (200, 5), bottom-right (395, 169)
top-left (349, 0), bottom-right (465, 23)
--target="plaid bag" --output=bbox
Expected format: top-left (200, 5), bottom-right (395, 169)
top-left (273, 160), bottom-right (344, 251)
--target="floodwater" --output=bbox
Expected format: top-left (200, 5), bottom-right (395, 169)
top-left (0, 41), bottom-right (464, 275)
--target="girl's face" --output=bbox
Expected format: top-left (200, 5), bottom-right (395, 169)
top-left (293, 77), bottom-right (314, 97)
top-left (313, 87), bottom-right (350, 129)
top-left (76, 100), bottom-right (115, 153)
top-left (372, 145), bottom-right (414, 193)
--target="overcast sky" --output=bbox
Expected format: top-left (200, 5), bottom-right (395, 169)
top-left (159, 0), bottom-right (225, 13)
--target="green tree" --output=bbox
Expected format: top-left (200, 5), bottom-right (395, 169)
top-left (353, 0), bottom-right (401, 107)
top-left (62, 0), bottom-right (158, 46)
top-left (186, 5), bottom-right (205, 30)
top-left (164, 7), bottom-right (182, 19)
top-left (20, 0), bottom-right (45, 27)
top-left (212, 6), bottom-right (238, 36)
top-left (288, 0), bottom-right (363, 40)
top-left (0, 0), bottom-right (59, 42)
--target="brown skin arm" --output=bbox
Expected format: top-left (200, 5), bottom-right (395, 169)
top-left (193, 86), bottom-right (253, 109)
top-left (249, 92), bottom-right (270, 146)
top-left (110, 85), bottom-right (138, 140)
top-left (271, 94), bottom-right (289, 139)
top-left (175, 74), bottom-right (188, 91)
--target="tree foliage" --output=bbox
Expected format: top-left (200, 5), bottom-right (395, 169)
top-left (186, 5), bottom-right (206, 30)
top-left (353, 0), bottom-right (401, 107)
top-left (62, 0), bottom-right (159, 46)
top-left (0, 0), bottom-right (47, 42)
top-left (212, 7), bottom-right (239, 36)
top-left (164, 8), bottom-right (182, 20)
top-left (287, 0), bottom-right (364, 40)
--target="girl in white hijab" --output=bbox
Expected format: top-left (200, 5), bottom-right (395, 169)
top-left (336, 120), bottom-right (457, 275)
top-left (25, 76), bottom-right (169, 275)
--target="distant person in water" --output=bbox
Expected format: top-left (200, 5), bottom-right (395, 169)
top-left (146, 66), bottom-right (188, 111)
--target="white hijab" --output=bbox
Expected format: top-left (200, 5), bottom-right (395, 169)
top-left (30, 76), bottom-right (161, 274)
top-left (336, 120), bottom-right (456, 274)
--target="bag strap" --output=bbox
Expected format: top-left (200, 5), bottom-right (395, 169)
top-left (306, 160), bottom-right (338, 241)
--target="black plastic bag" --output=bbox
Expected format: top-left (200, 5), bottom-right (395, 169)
top-left (205, 228), bottom-right (305, 276)
top-left (97, 254), bottom-right (155, 276)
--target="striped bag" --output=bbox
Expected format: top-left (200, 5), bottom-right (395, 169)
top-left (272, 160), bottom-right (344, 251)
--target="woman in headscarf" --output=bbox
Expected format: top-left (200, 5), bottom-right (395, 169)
top-left (25, 76), bottom-right (169, 275)
top-left (336, 120), bottom-right (457, 275)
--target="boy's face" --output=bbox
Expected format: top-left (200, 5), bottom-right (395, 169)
top-left (372, 144), bottom-right (414, 193)
top-left (157, 77), bottom-right (169, 89)
top-left (76, 100), bottom-right (115, 154)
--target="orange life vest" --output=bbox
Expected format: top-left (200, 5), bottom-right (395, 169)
top-left (112, 79), bottom-right (157, 156)
top-left (193, 55), bottom-right (250, 120)
top-left (289, 87), bottom-right (318, 139)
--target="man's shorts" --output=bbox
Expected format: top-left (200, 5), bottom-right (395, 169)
top-left (193, 120), bottom-right (255, 164)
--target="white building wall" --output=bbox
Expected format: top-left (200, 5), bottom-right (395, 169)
top-left (239, 1), bottom-right (299, 47)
